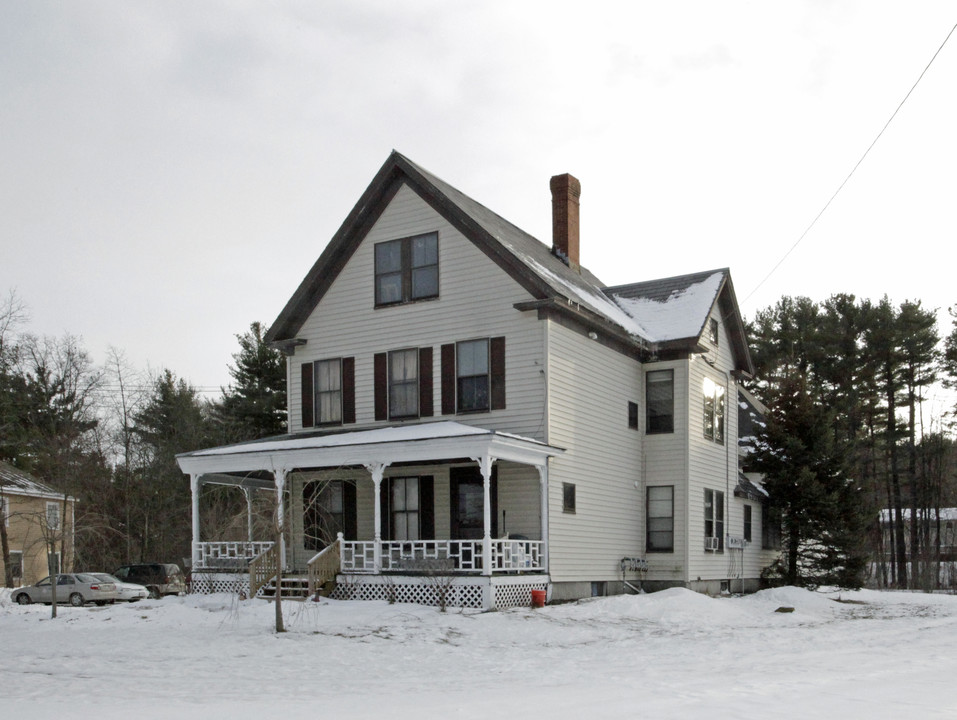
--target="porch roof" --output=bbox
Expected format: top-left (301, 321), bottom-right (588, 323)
top-left (176, 421), bottom-right (564, 479)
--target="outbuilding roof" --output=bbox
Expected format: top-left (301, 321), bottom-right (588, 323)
top-left (0, 461), bottom-right (71, 501)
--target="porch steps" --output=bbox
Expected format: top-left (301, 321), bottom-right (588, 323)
top-left (259, 575), bottom-right (312, 600)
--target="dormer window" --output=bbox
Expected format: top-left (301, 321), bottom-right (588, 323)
top-left (375, 232), bottom-right (439, 306)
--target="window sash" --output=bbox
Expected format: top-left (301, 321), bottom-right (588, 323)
top-left (646, 370), bottom-right (674, 434)
top-left (744, 505), bottom-right (753, 543)
top-left (315, 359), bottom-right (342, 424)
top-left (389, 349), bottom-right (419, 418)
top-left (457, 339), bottom-right (490, 412)
top-left (392, 477), bottom-right (420, 541)
top-left (375, 233), bottom-right (438, 305)
top-left (647, 486), bottom-right (674, 551)
top-left (704, 489), bottom-right (725, 550)
top-left (703, 378), bottom-right (725, 443)
top-left (46, 502), bottom-right (60, 531)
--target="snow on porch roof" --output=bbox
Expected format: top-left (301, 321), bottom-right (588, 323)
top-left (176, 421), bottom-right (564, 476)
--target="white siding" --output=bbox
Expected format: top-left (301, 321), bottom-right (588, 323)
top-left (641, 359), bottom-right (690, 583)
top-left (287, 184), bottom-right (546, 439)
top-left (545, 320), bottom-right (644, 583)
top-left (686, 305), bottom-right (744, 582)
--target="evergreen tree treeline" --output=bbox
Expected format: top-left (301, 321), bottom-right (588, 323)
top-left (0, 301), bottom-right (286, 584)
top-left (747, 294), bottom-right (952, 590)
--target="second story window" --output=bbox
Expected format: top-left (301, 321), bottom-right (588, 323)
top-left (302, 358), bottom-right (355, 428)
top-left (389, 348), bottom-right (419, 418)
top-left (703, 376), bottom-right (725, 443)
top-left (457, 339), bottom-right (490, 412)
top-left (646, 369), bottom-right (674, 434)
top-left (316, 358), bottom-right (342, 424)
top-left (709, 317), bottom-right (719, 346)
top-left (374, 232), bottom-right (439, 306)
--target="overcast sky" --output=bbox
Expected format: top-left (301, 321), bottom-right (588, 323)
top-left (3, 1), bottom-right (956, 410)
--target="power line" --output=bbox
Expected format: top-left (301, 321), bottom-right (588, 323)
top-left (743, 20), bottom-right (957, 307)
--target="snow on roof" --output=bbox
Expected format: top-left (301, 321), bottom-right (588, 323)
top-left (0, 461), bottom-right (66, 500)
top-left (608, 271), bottom-right (724, 343)
top-left (521, 256), bottom-right (653, 339)
top-left (180, 421), bottom-right (552, 458)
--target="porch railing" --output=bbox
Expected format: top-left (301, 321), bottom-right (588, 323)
top-left (249, 544), bottom-right (280, 598)
top-left (307, 534), bottom-right (342, 597)
top-left (194, 541), bottom-right (275, 570)
top-left (340, 538), bottom-right (543, 574)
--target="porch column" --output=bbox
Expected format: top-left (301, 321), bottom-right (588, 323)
top-left (365, 461), bottom-right (389, 572)
top-left (474, 455), bottom-right (495, 577)
top-left (537, 464), bottom-right (549, 574)
top-left (243, 488), bottom-right (255, 544)
top-left (275, 467), bottom-right (288, 569)
top-left (190, 474), bottom-right (202, 570)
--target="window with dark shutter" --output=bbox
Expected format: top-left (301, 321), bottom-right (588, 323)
top-left (419, 347), bottom-right (433, 417)
top-left (374, 353), bottom-right (387, 421)
top-left (342, 357), bottom-right (356, 424)
top-left (301, 363), bottom-right (314, 428)
top-left (490, 336), bottom-right (506, 410)
top-left (441, 344), bottom-right (456, 415)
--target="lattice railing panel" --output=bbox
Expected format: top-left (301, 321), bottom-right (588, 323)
top-left (330, 579), bottom-right (486, 608)
top-left (340, 539), bottom-right (544, 573)
top-left (190, 573), bottom-right (250, 596)
top-left (494, 581), bottom-right (547, 609)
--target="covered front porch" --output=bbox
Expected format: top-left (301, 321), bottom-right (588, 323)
top-left (176, 422), bottom-right (562, 609)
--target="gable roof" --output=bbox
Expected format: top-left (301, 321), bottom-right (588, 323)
top-left (0, 461), bottom-right (70, 501)
top-left (605, 270), bottom-right (754, 373)
top-left (266, 151), bottom-right (753, 373)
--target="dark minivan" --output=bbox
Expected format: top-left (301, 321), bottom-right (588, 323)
top-left (113, 563), bottom-right (187, 599)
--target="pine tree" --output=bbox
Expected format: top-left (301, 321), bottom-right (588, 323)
top-left (749, 371), bottom-right (865, 587)
top-left (215, 322), bottom-right (286, 442)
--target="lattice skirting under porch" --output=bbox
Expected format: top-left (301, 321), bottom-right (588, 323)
top-left (189, 572), bottom-right (250, 597)
top-left (329, 575), bottom-right (548, 610)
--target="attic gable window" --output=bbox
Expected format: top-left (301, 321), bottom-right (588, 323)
top-left (709, 317), bottom-right (719, 346)
top-left (374, 232), bottom-right (439, 306)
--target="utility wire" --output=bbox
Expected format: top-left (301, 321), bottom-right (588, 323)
top-left (743, 20), bottom-right (957, 306)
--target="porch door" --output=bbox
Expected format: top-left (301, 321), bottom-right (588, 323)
top-left (450, 466), bottom-right (497, 540)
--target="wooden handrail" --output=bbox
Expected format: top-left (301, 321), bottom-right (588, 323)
top-left (307, 532), bottom-right (342, 597)
top-left (249, 544), bottom-right (279, 598)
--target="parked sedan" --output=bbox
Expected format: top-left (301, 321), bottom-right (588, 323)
top-left (90, 573), bottom-right (148, 602)
top-left (13, 573), bottom-right (119, 607)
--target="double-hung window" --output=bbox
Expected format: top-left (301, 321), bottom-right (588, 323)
top-left (646, 369), bottom-right (674, 434)
top-left (46, 502), bottom-right (60, 531)
top-left (302, 358), bottom-right (354, 428)
top-left (457, 339), bottom-right (490, 412)
top-left (703, 377), bottom-right (725, 443)
top-left (704, 489), bottom-right (724, 551)
top-left (374, 232), bottom-right (439, 306)
top-left (316, 358), bottom-right (342, 424)
top-left (391, 477), bottom-right (420, 541)
top-left (389, 349), bottom-right (419, 418)
top-left (647, 486), bottom-right (674, 552)
top-left (743, 504), bottom-right (753, 543)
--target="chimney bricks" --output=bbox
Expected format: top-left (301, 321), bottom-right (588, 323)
top-left (550, 173), bottom-right (581, 272)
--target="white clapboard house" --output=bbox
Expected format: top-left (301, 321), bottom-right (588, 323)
top-left (177, 152), bottom-right (778, 608)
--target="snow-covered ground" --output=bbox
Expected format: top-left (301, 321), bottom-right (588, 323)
top-left (2, 586), bottom-right (955, 718)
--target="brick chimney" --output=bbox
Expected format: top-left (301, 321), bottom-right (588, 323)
top-left (550, 173), bottom-right (581, 272)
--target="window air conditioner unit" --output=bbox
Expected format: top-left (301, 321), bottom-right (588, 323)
top-left (705, 537), bottom-right (720, 551)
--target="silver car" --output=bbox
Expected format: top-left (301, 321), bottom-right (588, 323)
top-left (90, 573), bottom-right (148, 602)
top-left (13, 573), bottom-right (119, 607)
